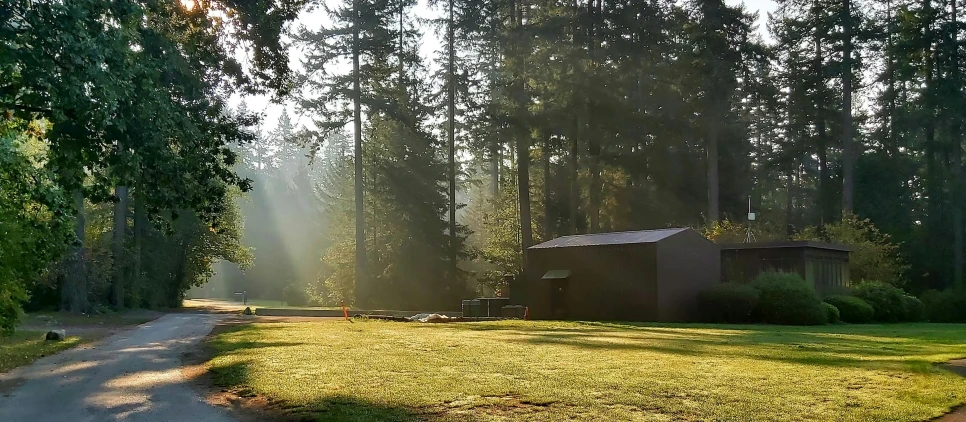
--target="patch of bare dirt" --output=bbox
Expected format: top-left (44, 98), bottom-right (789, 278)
top-left (422, 394), bottom-right (568, 420)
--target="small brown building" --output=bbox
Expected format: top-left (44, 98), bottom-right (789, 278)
top-left (519, 228), bottom-right (720, 322)
top-left (720, 241), bottom-right (851, 295)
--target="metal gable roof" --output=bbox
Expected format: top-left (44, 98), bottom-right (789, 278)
top-left (529, 228), bottom-right (690, 249)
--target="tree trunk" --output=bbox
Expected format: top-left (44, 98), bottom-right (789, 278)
top-left (111, 183), bottom-right (128, 308)
top-left (953, 120), bottom-right (963, 289)
top-left (586, 0), bottom-right (600, 233)
top-left (543, 133), bottom-right (552, 241)
top-left (513, 0), bottom-right (533, 263)
top-left (569, 118), bottom-right (579, 235)
top-left (707, 113), bottom-right (720, 223)
top-left (814, 21), bottom-right (831, 226)
top-left (517, 133), bottom-right (533, 258)
top-left (490, 139), bottom-right (500, 200)
top-left (447, 0), bottom-right (458, 277)
top-left (786, 172), bottom-right (794, 236)
top-left (132, 192), bottom-right (147, 308)
top-left (924, 0), bottom-right (941, 282)
top-left (352, 0), bottom-right (367, 306)
top-left (886, 0), bottom-right (898, 156)
top-left (62, 189), bottom-right (88, 313)
top-left (841, 0), bottom-right (854, 215)
top-left (588, 136), bottom-right (600, 233)
top-left (951, 0), bottom-right (963, 289)
top-left (568, 0), bottom-right (581, 236)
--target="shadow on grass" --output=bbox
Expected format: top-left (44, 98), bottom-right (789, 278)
top-left (498, 324), bottom-right (966, 373)
top-left (302, 395), bottom-right (424, 422)
top-left (210, 360), bottom-right (425, 421)
top-left (381, 319), bottom-right (966, 374)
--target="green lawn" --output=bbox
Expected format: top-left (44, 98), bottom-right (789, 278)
top-left (0, 331), bottom-right (82, 373)
top-left (1, 311), bottom-right (159, 374)
top-left (207, 320), bottom-right (966, 421)
top-left (20, 311), bottom-right (158, 327)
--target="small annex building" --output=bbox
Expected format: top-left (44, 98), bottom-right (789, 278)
top-left (720, 241), bottom-right (852, 295)
top-left (518, 228), bottom-right (720, 322)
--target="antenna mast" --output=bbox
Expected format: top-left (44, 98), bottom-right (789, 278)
top-left (745, 196), bottom-right (756, 243)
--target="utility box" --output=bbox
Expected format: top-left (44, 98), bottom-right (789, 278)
top-left (478, 298), bottom-right (509, 317)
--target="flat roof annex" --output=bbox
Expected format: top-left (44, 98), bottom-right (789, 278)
top-left (719, 240), bottom-right (852, 252)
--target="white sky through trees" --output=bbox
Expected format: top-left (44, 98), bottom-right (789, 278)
top-left (234, 0), bottom-right (778, 137)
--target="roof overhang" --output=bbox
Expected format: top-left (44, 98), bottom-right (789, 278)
top-left (542, 269), bottom-right (572, 280)
top-left (720, 241), bottom-right (852, 252)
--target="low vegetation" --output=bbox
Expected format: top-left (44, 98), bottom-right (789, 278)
top-left (750, 272), bottom-right (827, 325)
top-left (921, 289), bottom-right (966, 323)
top-left (208, 320), bottom-right (966, 422)
top-left (696, 282), bottom-right (759, 323)
top-left (824, 295), bottom-right (875, 323)
top-left (821, 302), bottom-right (840, 323)
top-left (852, 281), bottom-right (908, 323)
top-left (0, 331), bottom-right (82, 373)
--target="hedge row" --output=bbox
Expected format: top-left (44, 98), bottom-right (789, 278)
top-left (699, 272), bottom-right (827, 325)
top-left (920, 289), bottom-right (966, 322)
top-left (699, 272), bottom-right (943, 325)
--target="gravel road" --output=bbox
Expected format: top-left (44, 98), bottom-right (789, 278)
top-left (0, 313), bottom-right (233, 422)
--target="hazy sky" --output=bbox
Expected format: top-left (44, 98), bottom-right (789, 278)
top-left (237, 0), bottom-right (778, 134)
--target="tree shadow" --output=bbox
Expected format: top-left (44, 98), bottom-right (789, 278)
top-left (299, 395), bottom-right (424, 422)
top-left (491, 322), bottom-right (966, 374)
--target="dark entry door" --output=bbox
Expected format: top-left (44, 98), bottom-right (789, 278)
top-left (550, 279), bottom-right (568, 319)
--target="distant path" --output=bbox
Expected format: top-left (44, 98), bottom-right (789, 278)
top-left (181, 298), bottom-right (252, 313)
top-left (0, 314), bottom-right (233, 422)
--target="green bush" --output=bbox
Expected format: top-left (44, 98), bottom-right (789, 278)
top-left (751, 272), bottom-right (827, 325)
top-left (852, 281), bottom-right (906, 322)
top-left (282, 284), bottom-right (311, 307)
top-left (823, 295), bottom-right (874, 323)
top-left (901, 295), bottom-right (925, 322)
top-left (920, 289), bottom-right (966, 323)
top-left (822, 302), bottom-right (841, 323)
top-left (697, 283), bottom-right (761, 323)
top-left (0, 295), bottom-right (21, 337)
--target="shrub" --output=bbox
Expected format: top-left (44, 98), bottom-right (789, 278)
top-left (822, 302), bottom-right (841, 323)
top-left (823, 295), bottom-right (874, 323)
top-left (920, 289), bottom-right (966, 323)
top-left (697, 283), bottom-right (760, 323)
top-left (0, 295), bottom-right (20, 337)
top-left (794, 215), bottom-right (906, 286)
top-left (852, 281), bottom-right (906, 322)
top-left (282, 284), bottom-right (311, 307)
top-left (751, 272), bottom-right (827, 325)
top-left (901, 295), bottom-right (925, 322)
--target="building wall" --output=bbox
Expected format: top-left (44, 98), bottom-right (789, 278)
top-left (720, 246), bottom-right (850, 295)
top-left (655, 231), bottom-right (721, 321)
top-left (721, 248), bottom-right (806, 284)
top-left (525, 244), bottom-right (658, 321)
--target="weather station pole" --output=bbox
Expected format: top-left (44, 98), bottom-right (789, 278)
top-left (745, 196), bottom-right (756, 243)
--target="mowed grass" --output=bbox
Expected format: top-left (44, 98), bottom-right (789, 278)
top-left (0, 331), bottom-right (82, 373)
top-left (20, 311), bottom-right (157, 327)
top-left (208, 320), bottom-right (966, 421)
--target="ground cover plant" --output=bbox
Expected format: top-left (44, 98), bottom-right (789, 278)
top-left (0, 331), bottom-right (82, 373)
top-left (207, 319), bottom-right (966, 421)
